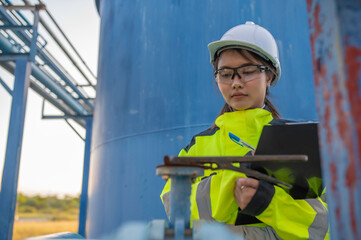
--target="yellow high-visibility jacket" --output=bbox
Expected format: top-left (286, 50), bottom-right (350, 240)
top-left (161, 108), bottom-right (329, 240)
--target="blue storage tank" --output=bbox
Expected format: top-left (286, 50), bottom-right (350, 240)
top-left (88, 0), bottom-right (317, 237)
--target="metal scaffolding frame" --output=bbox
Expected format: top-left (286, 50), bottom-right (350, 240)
top-left (0, 1), bottom-right (95, 239)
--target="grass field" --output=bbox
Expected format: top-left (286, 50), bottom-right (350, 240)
top-left (13, 220), bottom-right (78, 240)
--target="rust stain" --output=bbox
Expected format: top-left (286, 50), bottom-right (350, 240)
top-left (308, 2), bottom-right (323, 88)
top-left (344, 45), bottom-right (361, 238)
top-left (345, 46), bottom-right (361, 168)
top-left (349, 189), bottom-right (358, 237)
top-left (330, 162), bottom-right (343, 235)
top-left (306, 0), bottom-right (312, 13)
top-left (330, 162), bottom-right (337, 191)
top-left (331, 73), bottom-right (355, 186)
top-left (331, 73), bottom-right (358, 236)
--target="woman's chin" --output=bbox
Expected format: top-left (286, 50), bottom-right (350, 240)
top-left (230, 103), bottom-right (249, 111)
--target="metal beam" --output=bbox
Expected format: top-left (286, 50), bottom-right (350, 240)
top-left (0, 59), bottom-right (32, 240)
top-left (2, 4), bottom-right (45, 11)
top-left (0, 53), bottom-right (30, 61)
top-left (306, 0), bottom-right (361, 239)
top-left (0, 25), bottom-right (32, 30)
top-left (78, 116), bottom-right (93, 237)
top-left (0, 76), bottom-right (12, 95)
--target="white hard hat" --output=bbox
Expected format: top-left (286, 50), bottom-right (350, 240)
top-left (208, 21), bottom-right (281, 85)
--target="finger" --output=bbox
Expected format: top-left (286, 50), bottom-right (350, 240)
top-left (236, 178), bottom-right (246, 189)
top-left (235, 178), bottom-right (252, 192)
top-left (242, 178), bottom-right (259, 189)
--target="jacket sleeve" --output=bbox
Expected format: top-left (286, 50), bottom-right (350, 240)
top-left (241, 180), bottom-right (329, 239)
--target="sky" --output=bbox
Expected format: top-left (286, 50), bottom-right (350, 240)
top-left (0, 0), bottom-right (100, 196)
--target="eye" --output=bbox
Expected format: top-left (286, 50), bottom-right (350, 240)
top-left (219, 69), bottom-right (233, 78)
top-left (241, 66), bottom-right (258, 75)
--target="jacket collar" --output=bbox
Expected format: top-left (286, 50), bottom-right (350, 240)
top-left (215, 108), bottom-right (272, 129)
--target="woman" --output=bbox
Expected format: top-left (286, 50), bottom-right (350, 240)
top-left (161, 22), bottom-right (328, 240)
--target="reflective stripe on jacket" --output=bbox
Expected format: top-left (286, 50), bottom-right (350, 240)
top-left (161, 108), bottom-right (329, 240)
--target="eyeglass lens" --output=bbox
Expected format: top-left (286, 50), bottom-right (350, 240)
top-left (216, 65), bottom-right (264, 84)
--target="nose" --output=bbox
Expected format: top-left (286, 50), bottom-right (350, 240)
top-left (232, 72), bottom-right (244, 88)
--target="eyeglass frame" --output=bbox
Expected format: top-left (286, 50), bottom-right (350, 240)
top-left (213, 64), bottom-right (270, 84)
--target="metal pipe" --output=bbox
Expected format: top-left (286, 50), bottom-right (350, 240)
top-left (0, 6), bottom-right (94, 110)
top-left (42, 115), bottom-right (91, 120)
top-left (36, 49), bottom-right (94, 110)
top-left (0, 7), bottom-right (91, 113)
top-left (30, 63), bottom-right (89, 115)
top-left (2, 0), bottom-right (48, 48)
top-left (38, 48), bottom-right (93, 104)
top-left (0, 33), bottom-right (89, 115)
top-left (30, 0), bottom-right (98, 81)
top-left (22, 0), bottom-right (96, 88)
top-left (0, 59), bottom-right (86, 127)
top-left (2, 0), bottom-right (31, 25)
top-left (0, 28), bottom-right (18, 53)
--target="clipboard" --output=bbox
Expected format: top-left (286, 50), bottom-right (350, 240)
top-left (253, 122), bottom-right (323, 199)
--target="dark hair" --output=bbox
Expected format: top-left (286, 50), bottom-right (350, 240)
top-left (211, 48), bottom-right (281, 129)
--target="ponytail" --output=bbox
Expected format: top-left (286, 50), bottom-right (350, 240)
top-left (265, 96), bottom-right (281, 119)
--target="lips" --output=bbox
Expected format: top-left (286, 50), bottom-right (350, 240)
top-left (232, 92), bottom-right (247, 98)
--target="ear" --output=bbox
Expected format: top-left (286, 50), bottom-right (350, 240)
top-left (266, 76), bottom-right (272, 88)
top-left (266, 74), bottom-right (273, 88)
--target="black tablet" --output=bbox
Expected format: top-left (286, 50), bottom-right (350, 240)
top-left (254, 122), bottom-right (323, 199)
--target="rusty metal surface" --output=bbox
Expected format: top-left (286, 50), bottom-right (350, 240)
top-left (158, 155), bottom-right (309, 189)
top-left (307, 0), bottom-right (361, 239)
top-left (168, 155), bottom-right (308, 164)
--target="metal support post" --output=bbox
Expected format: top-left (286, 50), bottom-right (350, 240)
top-left (0, 5), bottom-right (42, 239)
top-left (78, 116), bottom-right (93, 237)
top-left (156, 164), bottom-right (204, 239)
top-left (307, 0), bottom-right (361, 239)
top-left (0, 59), bottom-right (32, 240)
top-left (29, 7), bottom-right (40, 62)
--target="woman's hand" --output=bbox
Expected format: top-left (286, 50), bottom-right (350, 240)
top-left (234, 177), bottom-right (259, 210)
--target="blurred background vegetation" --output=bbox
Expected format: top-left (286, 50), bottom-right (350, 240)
top-left (16, 193), bottom-right (79, 220)
top-left (13, 193), bottom-right (79, 240)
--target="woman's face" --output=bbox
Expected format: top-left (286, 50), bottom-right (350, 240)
top-left (216, 49), bottom-right (272, 111)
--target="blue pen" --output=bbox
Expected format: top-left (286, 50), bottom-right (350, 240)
top-left (229, 132), bottom-right (256, 151)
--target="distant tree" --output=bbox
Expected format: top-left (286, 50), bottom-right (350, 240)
top-left (16, 193), bottom-right (80, 220)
